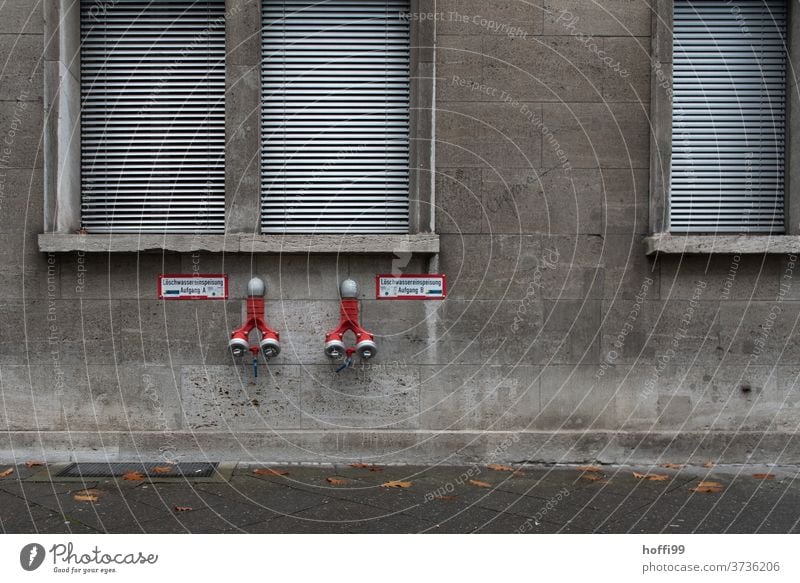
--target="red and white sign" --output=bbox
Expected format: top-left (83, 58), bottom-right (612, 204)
top-left (376, 274), bottom-right (446, 300)
top-left (158, 274), bottom-right (228, 300)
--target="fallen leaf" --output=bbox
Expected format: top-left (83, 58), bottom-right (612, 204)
top-left (122, 471), bottom-right (145, 481)
top-left (252, 468), bottom-right (289, 476)
top-left (0, 467), bottom-right (14, 479)
top-left (174, 506), bottom-right (194, 512)
top-left (487, 464), bottom-right (515, 472)
top-left (660, 463), bottom-right (684, 470)
top-left (703, 461), bottom-right (716, 468)
top-left (433, 495), bottom-right (458, 501)
top-left (581, 473), bottom-right (604, 482)
top-left (349, 463), bottom-right (383, 472)
top-left (76, 488), bottom-right (102, 496)
top-left (690, 481), bottom-right (724, 493)
top-left (469, 479), bottom-right (492, 488)
top-left (753, 473), bottom-right (776, 480)
top-left (645, 474), bottom-right (669, 482)
top-left (577, 466), bottom-right (602, 472)
top-left (326, 477), bottom-right (348, 486)
top-left (73, 493), bottom-right (99, 503)
top-left (511, 470), bottom-right (527, 477)
top-left (633, 472), bottom-right (670, 482)
top-left (381, 481), bottom-right (412, 489)
top-left (25, 461), bottom-right (44, 468)
top-left (152, 466), bottom-right (174, 474)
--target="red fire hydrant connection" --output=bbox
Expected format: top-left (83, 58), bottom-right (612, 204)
top-left (324, 279), bottom-right (377, 364)
top-left (229, 277), bottom-right (281, 361)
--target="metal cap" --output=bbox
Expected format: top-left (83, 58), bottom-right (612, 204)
top-left (247, 277), bottom-right (266, 297)
top-left (340, 279), bottom-right (358, 298)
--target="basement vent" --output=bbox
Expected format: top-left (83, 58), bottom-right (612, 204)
top-left (670, 0), bottom-right (787, 233)
top-left (261, 0), bottom-right (411, 234)
top-left (80, 0), bottom-right (226, 233)
top-left (55, 462), bottom-right (218, 479)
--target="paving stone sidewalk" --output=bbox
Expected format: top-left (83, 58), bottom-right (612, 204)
top-left (1, 463), bottom-right (798, 534)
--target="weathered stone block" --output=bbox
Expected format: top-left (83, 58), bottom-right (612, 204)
top-left (542, 102), bottom-right (650, 169)
top-left (420, 364), bottom-right (541, 430)
top-left (181, 365), bottom-right (302, 430)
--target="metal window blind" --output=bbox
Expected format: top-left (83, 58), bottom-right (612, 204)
top-left (670, 0), bottom-right (787, 233)
top-left (261, 0), bottom-right (411, 234)
top-left (80, 0), bottom-right (226, 233)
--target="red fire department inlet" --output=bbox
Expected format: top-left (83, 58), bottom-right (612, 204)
top-left (229, 277), bottom-right (281, 361)
top-left (324, 279), bottom-right (377, 362)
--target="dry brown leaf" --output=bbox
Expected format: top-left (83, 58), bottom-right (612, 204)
top-left (152, 466), bottom-right (174, 474)
top-left (381, 481), bottom-right (412, 489)
top-left (73, 493), bottom-right (99, 502)
top-left (633, 472), bottom-right (670, 482)
top-left (77, 488), bottom-right (102, 496)
top-left (25, 461), bottom-right (44, 468)
top-left (581, 473), bottom-right (604, 482)
top-left (577, 466), bottom-right (602, 472)
top-left (661, 463), bottom-right (684, 470)
top-left (174, 506), bottom-right (194, 512)
top-left (703, 461), bottom-right (716, 468)
top-left (487, 464), bottom-right (514, 472)
top-left (326, 477), bottom-right (348, 486)
top-left (753, 473), bottom-right (776, 480)
top-left (122, 471), bottom-right (145, 481)
top-left (252, 468), bottom-right (289, 476)
top-left (0, 467), bottom-right (15, 479)
top-left (469, 479), bottom-right (492, 488)
top-left (646, 474), bottom-right (670, 482)
top-left (433, 495), bottom-right (458, 501)
top-left (349, 463), bottom-right (383, 472)
top-left (690, 481), bottom-right (724, 493)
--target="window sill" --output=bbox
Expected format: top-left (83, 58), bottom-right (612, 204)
top-left (645, 233), bottom-right (800, 255)
top-left (38, 233), bottom-right (440, 255)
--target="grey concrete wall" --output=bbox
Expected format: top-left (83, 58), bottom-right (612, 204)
top-left (1, 0), bottom-right (799, 464)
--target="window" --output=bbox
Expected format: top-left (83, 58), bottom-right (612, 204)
top-left (80, 0), bottom-right (226, 233)
top-left (261, 0), bottom-right (411, 234)
top-left (669, 0), bottom-right (787, 233)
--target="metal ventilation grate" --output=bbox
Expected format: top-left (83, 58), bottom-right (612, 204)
top-left (55, 462), bottom-right (218, 479)
top-left (80, 0), bottom-right (226, 233)
top-left (670, 0), bottom-right (787, 233)
top-left (261, 0), bottom-right (411, 234)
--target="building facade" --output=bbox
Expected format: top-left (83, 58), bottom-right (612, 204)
top-left (1, 0), bottom-right (799, 464)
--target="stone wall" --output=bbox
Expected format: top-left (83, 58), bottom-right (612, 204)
top-left (1, 0), bottom-right (799, 464)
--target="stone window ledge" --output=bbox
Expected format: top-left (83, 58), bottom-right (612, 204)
top-left (38, 233), bottom-right (440, 254)
top-left (645, 233), bottom-right (800, 255)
